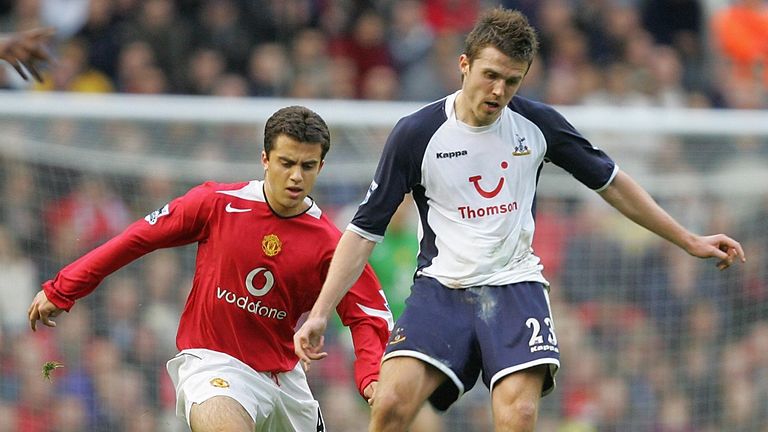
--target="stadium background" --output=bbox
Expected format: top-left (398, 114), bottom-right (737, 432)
top-left (1, 0), bottom-right (767, 431)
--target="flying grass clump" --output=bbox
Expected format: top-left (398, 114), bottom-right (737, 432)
top-left (42, 361), bottom-right (64, 381)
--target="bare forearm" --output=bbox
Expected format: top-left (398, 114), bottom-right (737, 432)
top-left (309, 230), bottom-right (376, 319)
top-left (599, 170), bottom-right (695, 252)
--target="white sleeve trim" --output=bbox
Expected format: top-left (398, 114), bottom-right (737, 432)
top-left (594, 164), bottom-right (619, 193)
top-left (346, 223), bottom-right (385, 243)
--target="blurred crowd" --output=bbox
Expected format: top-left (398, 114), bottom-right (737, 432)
top-left (0, 0), bottom-right (766, 108)
top-left (0, 150), bottom-right (767, 431)
top-left (1, 0), bottom-right (768, 431)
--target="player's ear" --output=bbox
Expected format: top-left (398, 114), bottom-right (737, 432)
top-left (261, 150), bottom-right (269, 170)
top-left (318, 160), bottom-right (324, 172)
top-left (459, 54), bottom-right (470, 76)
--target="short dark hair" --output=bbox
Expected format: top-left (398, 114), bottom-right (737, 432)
top-left (264, 106), bottom-right (331, 160)
top-left (464, 8), bottom-right (539, 66)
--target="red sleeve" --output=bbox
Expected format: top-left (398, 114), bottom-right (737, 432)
top-left (43, 184), bottom-right (213, 311)
top-left (335, 264), bottom-right (393, 398)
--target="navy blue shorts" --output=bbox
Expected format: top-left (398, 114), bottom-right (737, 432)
top-left (383, 277), bottom-right (560, 411)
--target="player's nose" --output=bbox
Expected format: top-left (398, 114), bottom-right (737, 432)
top-left (289, 166), bottom-right (303, 182)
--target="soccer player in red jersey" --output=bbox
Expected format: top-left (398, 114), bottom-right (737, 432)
top-left (28, 105), bottom-right (393, 431)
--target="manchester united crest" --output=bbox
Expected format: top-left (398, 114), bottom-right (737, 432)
top-left (209, 377), bottom-right (230, 388)
top-left (262, 234), bottom-right (281, 257)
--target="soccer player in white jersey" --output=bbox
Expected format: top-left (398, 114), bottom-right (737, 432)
top-left (295, 8), bottom-right (746, 432)
top-left (28, 106), bottom-right (394, 432)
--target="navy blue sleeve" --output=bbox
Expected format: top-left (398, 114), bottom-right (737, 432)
top-left (510, 97), bottom-right (616, 190)
top-left (351, 101), bottom-right (446, 238)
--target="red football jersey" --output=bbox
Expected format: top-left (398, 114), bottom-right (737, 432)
top-left (43, 180), bottom-right (393, 395)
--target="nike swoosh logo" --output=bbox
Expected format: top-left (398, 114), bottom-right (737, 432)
top-left (225, 203), bottom-right (252, 213)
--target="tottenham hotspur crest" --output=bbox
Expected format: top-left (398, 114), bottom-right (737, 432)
top-left (262, 234), bottom-right (281, 257)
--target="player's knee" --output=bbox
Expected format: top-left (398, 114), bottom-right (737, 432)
top-left (371, 390), bottom-right (403, 416)
top-left (493, 399), bottom-right (538, 431)
top-left (371, 389), bottom-right (414, 424)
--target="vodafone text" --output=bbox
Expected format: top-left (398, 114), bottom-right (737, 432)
top-left (458, 201), bottom-right (518, 219)
top-left (216, 287), bottom-right (287, 319)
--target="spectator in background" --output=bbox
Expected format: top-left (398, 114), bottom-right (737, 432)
top-left (653, 391), bottom-right (696, 432)
top-left (76, 0), bottom-right (122, 80)
top-left (360, 65), bottom-right (400, 100)
top-left (560, 201), bottom-right (625, 305)
top-left (212, 72), bottom-right (250, 97)
top-left (193, 0), bottom-right (252, 72)
top-left (114, 39), bottom-right (172, 94)
top-left (1, 164), bottom-right (45, 260)
top-left (398, 32), bottom-right (463, 101)
top-left (44, 176), bottom-right (132, 265)
top-left (0, 0), bottom-right (43, 35)
top-left (40, 0), bottom-right (89, 39)
top-left (101, 276), bottom-right (141, 352)
top-left (711, 0), bottom-right (768, 88)
top-left (140, 250), bottom-right (184, 350)
top-left (0, 27), bottom-right (53, 83)
top-left (0, 402), bottom-right (17, 432)
top-left (290, 28), bottom-right (332, 98)
top-left (649, 45), bottom-right (688, 107)
top-left (388, 0), bottom-right (434, 88)
top-left (183, 47), bottom-right (226, 95)
top-left (52, 394), bottom-right (89, 432)
top-left (120, 0), bottom-right (192, 92)
top-left (0, 226), bottom-right (39, 335)
top-left (33, 37), bottom-right (114, 92)
top-left (641, 0), bottom-right (707, 92)
top-left (247, 42), bottom-right (293, 96)
top-left (641, 0), bottom-right (702, 48)
top-left (327, 56), bottom-right (358, 99)
top-left (331, 10), bottom-right (394, 98)
top-left (424, 0), bottom-right (480, 35)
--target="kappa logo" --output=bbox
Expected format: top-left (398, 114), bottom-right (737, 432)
top-left (209, 377), bottom-right (230, 388)
top-left (225, 203), bottom-right (252, 213)
top-left (436, 149), bottom-right (468, 159)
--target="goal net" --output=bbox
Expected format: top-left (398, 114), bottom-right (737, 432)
top-left (0, 91), bottom-right (766, 431)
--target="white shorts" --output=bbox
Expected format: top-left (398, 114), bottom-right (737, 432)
top-left (166, 349), bottom-right (325, 431)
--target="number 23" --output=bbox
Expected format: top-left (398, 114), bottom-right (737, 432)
top-left (526, 317), bottom-right (557, 346)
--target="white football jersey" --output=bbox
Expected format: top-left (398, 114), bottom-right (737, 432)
top-left (349, 91), bottom-right (618, 288)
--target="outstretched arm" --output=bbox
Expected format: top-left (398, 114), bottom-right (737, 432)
top-left (294, 230), bottom-right (377, 368)
top-left (598, 170), bottom-right (746, 269)
top-left (0, 28), bottom-right (54, 82)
